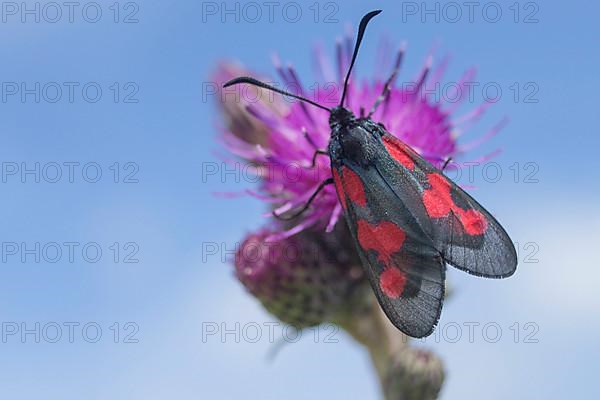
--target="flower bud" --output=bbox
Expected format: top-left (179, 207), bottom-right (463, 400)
top-left (383, 347), bottom-right (445, 400)
top-left (235, 224), bottom-right (364, 328)
top-left (212, 62), bottom-right (286, 147)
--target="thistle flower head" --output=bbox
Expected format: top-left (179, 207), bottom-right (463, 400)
top-left (234, 223), bottom-right (364, 328)
top-left (217, 32), bottom-right (502, 239)
top-left (383, 347), bottom-right (445, 399)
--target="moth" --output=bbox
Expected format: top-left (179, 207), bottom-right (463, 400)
top-left (224, 10), bottom-right (517, 338)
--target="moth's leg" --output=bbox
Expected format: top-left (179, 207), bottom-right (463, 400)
top-left (309, 150), bottom-right (328, 168)
top-left (302, 128), bottom-right (329, 168)
top-left (442, 157), bottom-right (453, 171)
top-left (272, 178), bottom-right (334, 220)
top-left (302, 128), bottom-right (323, 150)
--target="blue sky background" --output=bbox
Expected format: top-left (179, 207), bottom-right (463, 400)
top-left (0, 0), bottom-right (598, 399)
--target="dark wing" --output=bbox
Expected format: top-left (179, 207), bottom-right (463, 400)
top-left (378, 132), bottom-right (517, 278)
top-left (332, 165), bottom-right (445, 338)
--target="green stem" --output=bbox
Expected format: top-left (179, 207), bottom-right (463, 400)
top-left (337, 293), bottom-right (444, 400)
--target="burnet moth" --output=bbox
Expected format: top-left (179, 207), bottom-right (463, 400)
top-left (224, 10), bottom-right (517, 338)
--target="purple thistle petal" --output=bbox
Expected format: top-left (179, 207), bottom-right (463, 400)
top-left (453, 101), bottom-right (492, 128)
top-left (458, 117), bottom-right (508, 152)
top-left (312, 42), bottom-right (336, 83)
top-left (265, 212), bottom-right (323, 241)
top-left (430, 54), bottom-right (451, 86)
top-left (335, 39), bottom-right (345, 85)
top-left (326, 203), bottom-right (343, 233)
top-left (245, 189), bottom-right (281, 202)
top-left (212, 191), bottom-right (247, 198)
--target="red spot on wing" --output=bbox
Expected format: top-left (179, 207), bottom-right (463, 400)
top-left (456, 208), bottom-right (487, 235)
top-left (332, 168), bottom-right (347, 209)
top-left (422, 173), bottom-right (488, 235)
top-left (340, 167), bottom-right (367, 207)
top-left (382, 135), bottom-right (415, 170)
top-left (379, 267), bottom-right (407, 299)
top-left (357, 220), bottom-right (406, 264)
top-left (422, 173), bottom-right (453, 217)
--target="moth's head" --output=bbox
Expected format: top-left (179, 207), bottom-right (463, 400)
top-left (329, 106), bottom-right (355, 128)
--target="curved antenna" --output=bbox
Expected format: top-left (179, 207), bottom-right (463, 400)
top-left (339, 10), bottom-right (382, 107)
top-left (223, 77), bottom-right (331, 112)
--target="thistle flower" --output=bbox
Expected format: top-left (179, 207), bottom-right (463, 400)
top-left (215, 28), bottom-right (504, 400)
top-left (217, 34), bottom-right (503, 239)
top-left (234, 222), bottom-right (364, 329)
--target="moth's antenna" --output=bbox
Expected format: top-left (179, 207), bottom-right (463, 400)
top-left (223, 77), bottom-right (331, 112)
top-left (339, 10), bottom-right (382, 107)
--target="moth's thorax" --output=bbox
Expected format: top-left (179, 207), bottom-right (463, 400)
top-left (328, 115), bottom-right (383, 167)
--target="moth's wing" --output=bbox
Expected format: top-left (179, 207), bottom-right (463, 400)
top-left (379, 132), bottom-right (517, 278)
top-left (332, 165), bottom-right (445, 338)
